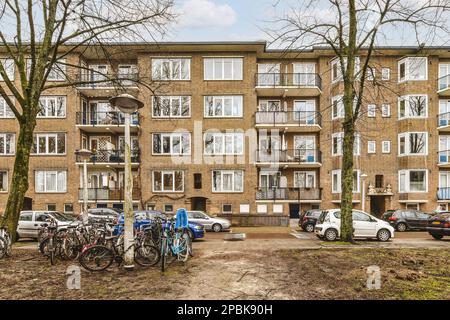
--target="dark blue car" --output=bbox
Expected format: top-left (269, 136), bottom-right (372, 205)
top-left (113, 210), bottom-right (205, 240)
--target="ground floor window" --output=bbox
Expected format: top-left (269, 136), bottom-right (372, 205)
top-left (146, 203), bottom-right (156, 210)
top-left (97, 203), bottom-right (107, 208)
top-left (0, 171), bottom-right (7, 192)
top-left (257, 204), bottom-right (267, 214)
top-left (222, 204), bottom-right (232, 213)
top-left (239, 204), bottom-right (249, 213)
top-left (437, 203), bottom-right (448, 211)
top-left (405, 203), bottom-right (420, 210)
top-left (399, 169), bottom-right (427, 193)
top-left (311, 204), bottom-right (320, 209)
top-left (47, 203), bottom-right (56, 211)
top-left (152, 170), bottom-right (184, 192)
top-left (212, 170), bottom-right (243, 192)
top-left (273, 204), bottom-right (283, 214)
top-left (164, 204), bottom-right (173, 213)
top-left (64, 203), bottom-right (73, 213)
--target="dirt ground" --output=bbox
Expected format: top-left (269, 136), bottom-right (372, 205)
top-left (0, 242), bottom-right (448, 300)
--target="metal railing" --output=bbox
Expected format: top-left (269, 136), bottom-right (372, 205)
top-left (255, 111), bottom-right (322, 126)
top-left (76, 111), bottom-right (139, 126)
top-left (438, 149), bottom-right (450, 163)
top-left (76, 72), bottom-right (139, 88)
top-left (78, 187), bottom-right (141, 201)
top-left (437, 111), bottom-right (450, 127)
top-left (256, 187), bottom-right (321, 200)
top-left (438, 74), bottom-right (450, 91)
top-left (256, 148), bottom-right (322, 163)
top-left (437, 187), bottom-right (450, 200)
top-left (76, 149), bottom-right (140, 163)
top-left (255, 73), bottom-right (322, 89)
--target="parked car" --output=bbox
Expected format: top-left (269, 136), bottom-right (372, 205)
top-left (186, 211), bottom-right (231, 232)
top-left (298, 209), bottom-right (322, 232)
top-left (381, 209), bottom-right (397, 221)
top-left (113, 210), bottom-right (205, 240)
top-left (16, 211), bottom-right (77, 240)
top-left (314, 209), bottom-right (395, 242)
top-left (84, 208), bottom-right (122, 223)
top-left (427, 212), bottom-right (450, 240)
top-left (385, 209), bottom-right (430, 231)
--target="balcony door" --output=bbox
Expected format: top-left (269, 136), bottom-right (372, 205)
top-left (439, 100), bottom-right (450, 126)
top-left (294, 136), bottom-right (316, 161)
top-left (89, 65), bottom-right (109, 85)
top-left (439, 135), bottom-right (450, 163)
top-left (293, 100), bottom-right (316, 123)
top-left (293, 63), bottom-right (316, 86)
top-left (293, 171), bottom-right (316, 188)
top-left (439, 64), bottom-right (450, 90)
top-left (439, 172), bottom-right (450, 200)
top-left (259, 171), bottom-right (280, 188)
top-left (90, 101), bottom-right (114, 124)
top-left (90, 136), bottom-right (112, 162)
top-left (257, 64), bottom-right (280, 86)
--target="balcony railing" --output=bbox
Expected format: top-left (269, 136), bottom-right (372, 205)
top-left (255, 111), bottom-right (322, 126)
top-left (76, 72), bottom-right (139, 88)
top-left (438, 74), bottom-right (450, 91)
top-left (255, 73), bottom-right (322, 89)
top-left (256, 149), bottom-right (322, 163)
top-left (78, 187), bottom-right (141, 201)
top-left (438, 150), bottom-right (450, 163)
top-left (256, 187), bottom-right (321, 200)
top-left (76, 149), bottom-right (140, 163)
top-left (76, 111), bottom-right (139, 126)
top-left (437, 187), bottom-right (450, 200)
top-left (437, 112), bottom-right (450, 127)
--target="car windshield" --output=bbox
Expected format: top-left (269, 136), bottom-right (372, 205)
top-left (49, 212), bottom-right (73, 221)
top-left (310, 211), bottom-right (322, 218)
top-left (317, 211), bottom-right (328, 223)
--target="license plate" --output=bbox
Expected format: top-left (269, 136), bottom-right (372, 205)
top-left (432, 221), bottom-right (441, 225)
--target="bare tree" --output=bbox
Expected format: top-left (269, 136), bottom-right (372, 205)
top-left (0, 0), bottom-right (175, 240)
top-left (268, 0), bottom-right (450, 242)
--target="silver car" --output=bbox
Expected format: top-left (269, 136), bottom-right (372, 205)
top-left (16, 211), bottom-right (77, 240)
top-left (187, 211), bottom-right (231, 232)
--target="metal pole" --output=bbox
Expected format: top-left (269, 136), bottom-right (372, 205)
top-left (362, 179), bottom-right (366, 212)
top-left (82, 159), bottom-right (89, 224)
top-left (123, 112), bottom-right (134, 269)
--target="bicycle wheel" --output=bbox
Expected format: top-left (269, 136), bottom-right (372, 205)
top-left (177, 233), bottom-right (191, 262)
top-left (49, 238), bottom-right (56, 265)
top-left (79, 245), bottom-right (114, 272)
top-left (0, 237), bottom-right (7, 259)
top-left (160, 237), bottom-right (167, 272)
top-left (134, 244), bottom-right (160, 267)
top-left (62, 236), bottom-right (80, 260)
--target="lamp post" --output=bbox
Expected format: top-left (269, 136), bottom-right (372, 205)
top-left (109, 94), bottom-right (144, 270)
top-left (360, 173), bottom-right (368, 212)
top-left (75, 149), bottom-right (92, 224)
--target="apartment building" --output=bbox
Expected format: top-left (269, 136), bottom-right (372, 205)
top-left (1, 42), bottom-right (450, 226)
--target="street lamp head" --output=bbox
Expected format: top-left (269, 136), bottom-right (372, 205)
top-left (361, 173), bottom-right (368, 179)
top-left (75, 148), bottom-right (92, 160)
top-left (109, 94), bottom-right (144, 114)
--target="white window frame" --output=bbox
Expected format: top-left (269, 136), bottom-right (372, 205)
top-left (152, 96), bottom-right (191, 118)
top-left (332, 132), bottom-right (360, 156)
top-left (293, 171), bottom-right (316, 188)
top-left (381, 104), bottom-right (391, 118)
top-left (32, 133), bottom-right (66, 155)
top-left (367, 104), bottom-right (376, 118)
top-left (381, 67), bottom-right (390, 81)
top-left (382, 140), bottom-right (391, 154)
top-left (212, 170), bottom-right (244, 193)
top-left (368, 141), bottom-right (376, 154)
top-left (0, 133), bottom-right (15, 155)
top-left (439, 63), bottom-right (450, 90)
top-left (37, 96), bottom-right (66, 118)
top-left (332, 95), bottom-right (344, 119)
top-left (331, 169), bottom-right (360, 193)
top-left (398, 132), bottom-right (428, 156)
top-left (204, 57), bottom-right (243, 80)
top-left (152, 133), bottom-right (191, 155)
top-left (331, 57), bottom-right (360, 83)
top-left (0, 97), bottom-right (15, 118)
top-left (35, 170), bottom-right (67, 193)
top-left (398, 169), bottom-right (428, 193)
top-left (204, 95), bottom-right (243, 118)
top-left (398, 95), bottom-right (428, 119)
top-left (0, 58), bottom-right (14, 81)
top-left (151, 58), bottom-right (191, 81)
top-left (398, 57), bottom-right (428, 82)
top-left (367, 67), bottom-right (376, 80)
top-left (152, 170), bottom-right (184, 192)
top-left (204, 132), bottom-right (244, 155)
top-left (0, 170), bottom-right (8, 192)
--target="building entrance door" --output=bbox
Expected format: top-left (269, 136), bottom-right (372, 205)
top-left (370, 196), bottom-right (386, 217)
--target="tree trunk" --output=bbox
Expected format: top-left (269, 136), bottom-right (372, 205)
top-left (1, 119), bottom-right (36, 242)
top-left (340, 120), bottom-right (355, 242)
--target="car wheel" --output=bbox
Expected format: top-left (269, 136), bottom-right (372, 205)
top-left (212, 223), bottom-right (222, 233)
top-left (396, 223), bottom-right (407, 232)
top-left (377, 229), bottom-right (391, 242)
top-left (324, 229), bottom-right (337, 241)
top-left (431, 234), bottom-right (443, 240)
top-left (305, 223), bottom-right (315, 233)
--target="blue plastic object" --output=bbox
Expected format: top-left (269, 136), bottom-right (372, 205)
top-left (175, 208), bottom-right (189, 229)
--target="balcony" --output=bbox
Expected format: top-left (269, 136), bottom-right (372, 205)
top-left (76, 111), bottom-right (140, 133)
top-left (438, 150), bottom-right (450, 167)
top-left (255, 73), bottom-right (322, 97)
top-left (437, 187), bottom-right (450, 200)
top-left (75, 72), bottom-right (139, 97)
top-left (256, 187), bottom-right (321, 201)
top-left (255, 111), bottom-right (322, 132)
top-left (437, 112), bottom-right (450, 132)
top-left (78, 187), bottom-right (141, 201)
top-left (438, 75), bottom-right (450, 95)
top-left (76, 149), bottom-right (140, 167)
top-left (255, 149), bottom-right (322, 167)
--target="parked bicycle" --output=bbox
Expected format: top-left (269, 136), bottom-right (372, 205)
top-left (38, 219), bottom-right (63, 265)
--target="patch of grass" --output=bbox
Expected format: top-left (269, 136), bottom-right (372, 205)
top-left (320, 241), bottom-right (357, 246)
